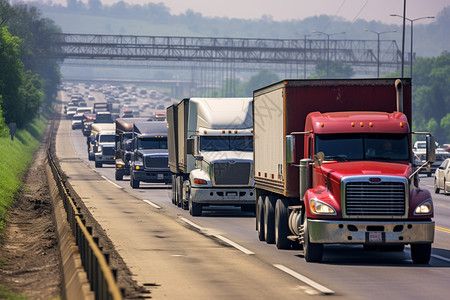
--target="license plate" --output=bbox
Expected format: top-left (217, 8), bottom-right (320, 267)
top-left (226, 192), bottom-right (237, 199)
top-left (367, 232), bottom-right (383, 243)
top-left (157, 174), bottom-right (163, 180)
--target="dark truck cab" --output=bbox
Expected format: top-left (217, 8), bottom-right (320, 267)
top-left (129, 121), bottom-right (171, 188)
top-left (115, 118), bottom-right (146, 180)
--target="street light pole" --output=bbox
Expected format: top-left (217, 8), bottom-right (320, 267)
top-left (312, 30), bottom-right (345, 78)
top-left (390, 14), bottom-right (435, 78)
top-left (364, 29), bottom-right (397, 77)
top-left (294, 32), bottom-right (311, 79)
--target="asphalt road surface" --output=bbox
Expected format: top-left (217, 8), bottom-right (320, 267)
top-left (57, 89), bottom-right (450, 300)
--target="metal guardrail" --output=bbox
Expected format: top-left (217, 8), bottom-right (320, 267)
top-left (47, 149), bottom-right (122, 299)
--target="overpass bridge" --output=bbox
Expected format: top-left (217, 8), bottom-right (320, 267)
top-left (55, 33), bottom-right (404, 96)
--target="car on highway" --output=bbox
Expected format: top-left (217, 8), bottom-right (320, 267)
top-left (71, 113), bottom-right (84, 130)
top-left (434, 157), bottom-right (450, 195)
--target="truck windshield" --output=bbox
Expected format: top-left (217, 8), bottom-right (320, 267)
top-left (315, 133), bottom-right (409, 161)
top-left (137, 138), bottom-right (168, 149)
top-left (200, 136), bottom-right (253, 152)
top-left (99, 134), bottom-right (115, 143)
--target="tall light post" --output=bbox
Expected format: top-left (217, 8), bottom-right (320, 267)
top-left (364, 29), bottom-right (397, 78)
top-left (390, 14), bottom-right (435, 78)
top-left (312, 30), bottom-right (346, 78)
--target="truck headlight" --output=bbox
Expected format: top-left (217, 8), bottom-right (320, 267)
top-left (414, 199), bottom-right (433, 215)
top-left (134, 162), bottom-right (143, 170)
top-left (310, 198), bottom-right (336, 215)
top-left (97, 146), bottom-right (103, 153)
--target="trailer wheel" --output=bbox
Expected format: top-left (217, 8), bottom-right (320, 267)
top-left (264, 196), bottom-right (276, 244)
top-left (256, 196), bottom-right (265, 241)
top-left (302, 219), bottom-right (323, 262)
top-left (411, 243), bottom-right (431, 264)
top-left (189, 196), bottom-right (202, 216)
top-left (88, 151), bottom-right (95, 161)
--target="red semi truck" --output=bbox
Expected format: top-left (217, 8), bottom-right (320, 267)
top-left (253, 79), bottom-right (436, 263)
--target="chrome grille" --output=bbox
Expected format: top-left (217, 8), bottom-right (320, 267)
top-left (144, 156), bottom-right (168, 169)
top-left (213, 162), bottom-right (251, 186)
top-left (345, 180), bottom-right (406, 216)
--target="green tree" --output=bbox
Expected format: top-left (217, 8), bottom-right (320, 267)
top-left (245, 70), bottom-right (279, 96)
top-left (412, 52), bottom-right (450, 144)
top-left (310, 61), bottom-right (355, 79)
top-left (0, 26), bottom-right (23, 125)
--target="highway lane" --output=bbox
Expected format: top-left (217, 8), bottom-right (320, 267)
top-left (61, 89), bottom-right (450, 300)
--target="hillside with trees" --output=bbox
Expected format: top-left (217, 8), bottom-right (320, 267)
top-left (0, 0), bottom-right (61, 129)
top-left (25, 1), bottom-right (450, 58)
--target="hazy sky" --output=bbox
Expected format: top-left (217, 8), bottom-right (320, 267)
top-left (43, 0), bottom-right (448, 24)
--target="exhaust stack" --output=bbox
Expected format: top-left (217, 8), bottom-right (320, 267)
top-left (395, 79), bottom-right (403, 113)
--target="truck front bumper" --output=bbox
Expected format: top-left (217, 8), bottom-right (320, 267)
top-left (133, 170), bottom-right (172, 183)
top-left (190, 187), bottom-right (255, 205)
top-left (308, 219), bottom-right (435, 244)
top-left (95, 154), bottom-right (115, 164)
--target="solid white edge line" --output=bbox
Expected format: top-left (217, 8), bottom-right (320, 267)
top-left (143, 200), bottom-right (161, 209)
top-left (178, 217), bottom-right (204, 231)
top-left (100, 175), bottom-right (123, 189)
top-left (178, 218), bottom-right (254, 255)
top-left (213, 235), bottom-right (255, 255)
top-left (431, 254), bottom-right (450, 263)
top-left (273, 264), bottom-right (335, 295)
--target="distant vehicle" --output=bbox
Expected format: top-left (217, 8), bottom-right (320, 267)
top-left (71, 113), bottom-right (84, 130)
top-left (114, 118), bottom-right (147, 180)
top-left (89, 123), bottom-right (116, 167)
top-left (82, 114), bottom-right (96, 136)
top-left (94, 112), bottom-right (114, 124)
top-left (88, 95), bottom-right (95, 101)
top-left (66, 106), bottom-right (77, 119)
top-left (76, 107), bottom-right (93, 115)
top-left (153, 110), bottom-right (166, 121)
top-left (122, 109), bottom-right (134, 118)
top-left (93, 102), bottom-right (111, 113)
top-left (129, 121), bottom-right (171, 188)
top-left (434, 158), bottom-right (450, 195)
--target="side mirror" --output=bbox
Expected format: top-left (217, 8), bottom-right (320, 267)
top-left (313, 152), bottom-right (325, 167)
top-left (286, 135), bottom-right (296, 163)
top-left (187, 137), bottom-right (196, 155)
top-left (426, 135), bottom-right (436, 164)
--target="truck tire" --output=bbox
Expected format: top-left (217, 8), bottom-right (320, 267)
top-left (115, 170), bottom-right (123, 181)
top-left (171, 175), bottom-right (177, 204)
top-left (95, 162), bottom-right (102, 168)
top-left (89, 151), bottom-right (94, 161)
top-left (189, 196), bottom-right (202, 216)
top-left (302, 218), bottom-right (323, 262)
top-left (411, 244), bottom-right (431, 264)
top-left (130, 174), bottom-right (140, 189)
top-left (275, 199), bottom-right (291, 249)
top-left (256, 196), bottom-right (265, 241)
top-left (264, 196), bottom-right (276, 244)
top-left (176, 176), bottom-right (183, 207)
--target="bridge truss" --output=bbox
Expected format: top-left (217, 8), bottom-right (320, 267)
top-left (56, 33), bottom-right (405, 96)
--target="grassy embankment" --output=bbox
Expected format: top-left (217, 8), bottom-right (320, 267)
top-left (0, 116), bottom-right (47, 299)
top-left (0, 117), bottom-right (47, 231)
